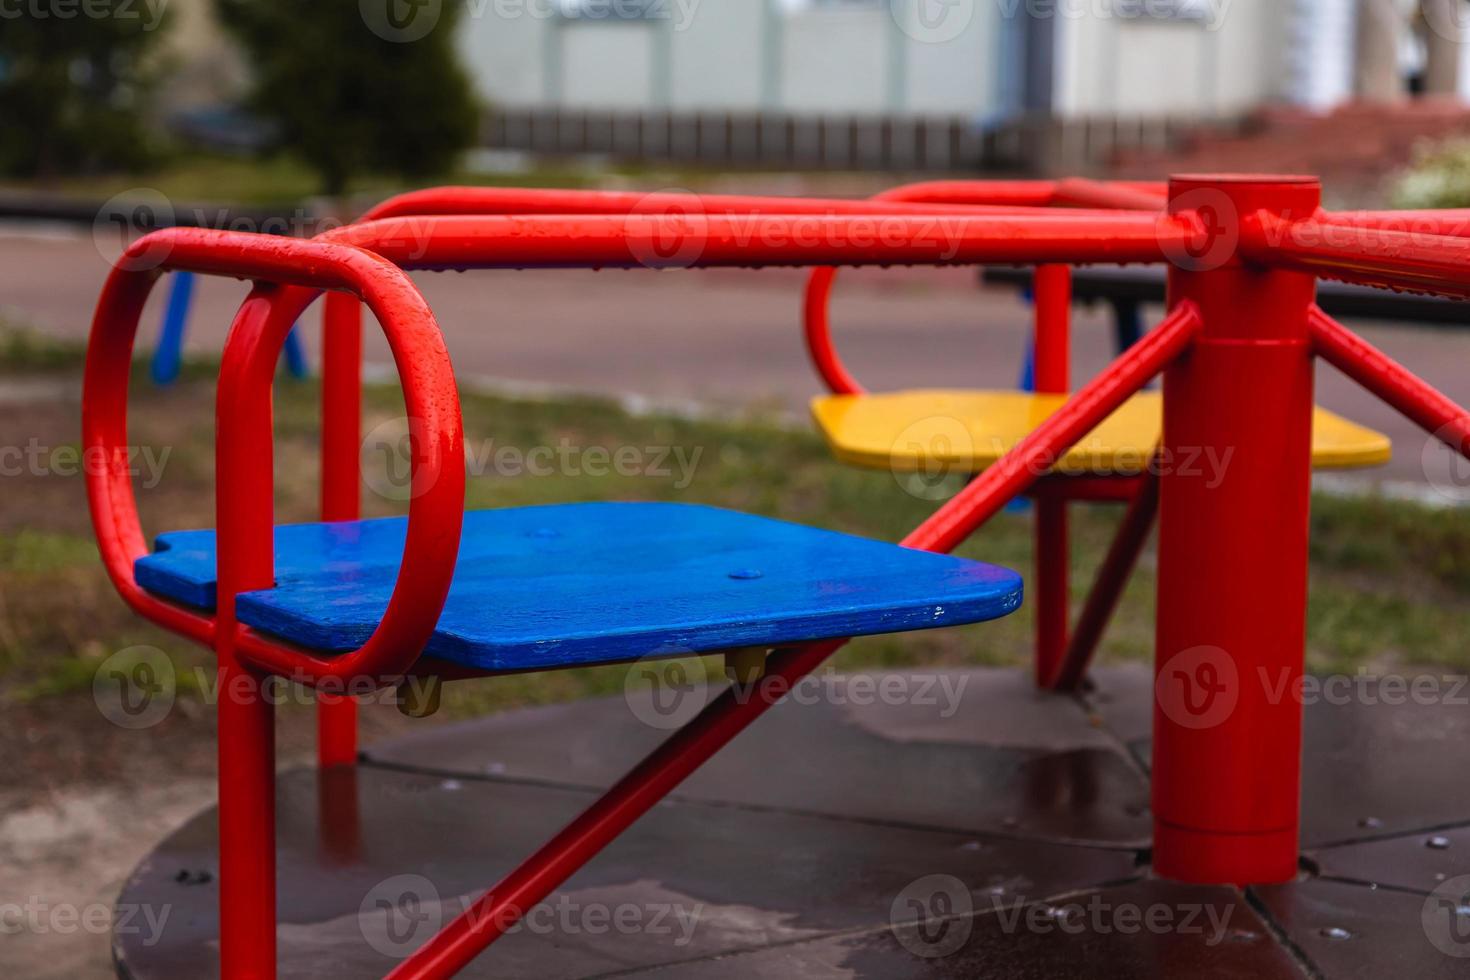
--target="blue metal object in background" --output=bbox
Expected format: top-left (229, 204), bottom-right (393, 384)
top-left (149, 270), bottom-right (194, 384)
top-left (151, 271), bottom-right (308, 385)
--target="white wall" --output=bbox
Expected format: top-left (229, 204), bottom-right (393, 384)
top-left (779, 5), bottom-right (890, 113)
top-left (456, 3), bottom-right (551, 106)
top-left (561, 23), bottom-right (660, 108)
top-left (458, 0), bottom-right (1298, 119)
top-left (1054, 0), bottom-right (1293, 117)
top-left (669, 2), bottom-right (766, 109)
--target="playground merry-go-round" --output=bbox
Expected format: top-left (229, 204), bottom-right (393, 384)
top-left (86, 174), bottom-right (1470, 978)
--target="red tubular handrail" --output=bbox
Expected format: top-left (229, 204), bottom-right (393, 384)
top-left (84, 229), bottom-right (467, 689)
top-left (1243, 211), bottom-right (1470, 300)
top-left (93, 210), bottom-right (1192, 691)
top-left (331, 211), bottom-right (1180, 268)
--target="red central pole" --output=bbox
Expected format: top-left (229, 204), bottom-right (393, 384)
top-left (1153, 175), bottom-right (1319, 884)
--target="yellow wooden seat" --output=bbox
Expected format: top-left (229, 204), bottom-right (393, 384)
top-left (811, 390), bottom-right (1391, 475)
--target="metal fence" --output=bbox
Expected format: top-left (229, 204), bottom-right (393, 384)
top-left (483, 109), bottom-right (1240, 173)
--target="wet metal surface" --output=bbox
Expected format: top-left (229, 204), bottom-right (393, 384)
top-left (366, 671), bottom-right (1152, 847)
top-left (116, 668), bottom-right (1470, 977)
top-left (1254, 877), bottom-right (1470, 980)
top-left (114, 766), bottom-right (1138, 979)
top-left (636, 881), bottom-right (1301, 979)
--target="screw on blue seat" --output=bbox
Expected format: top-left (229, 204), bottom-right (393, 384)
top-left (134, 502), bottom-right (1024, 673)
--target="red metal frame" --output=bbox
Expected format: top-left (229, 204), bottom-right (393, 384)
top-left (83, 178), bottom-right (1470, 975)
top-left (310, 183), bottom-right (1158, 761)
top-left (799, 179), bottom-right (1169, 691)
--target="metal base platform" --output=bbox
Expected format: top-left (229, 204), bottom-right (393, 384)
top-left (114, 667), bottom-right (1470, 978)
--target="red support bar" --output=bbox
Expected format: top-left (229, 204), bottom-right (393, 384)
top-left (386, 296), bottom-right (1187, 980)
top-left (1154, 175), bottom-right (1321, 885)
top-left (1051, 177), bottom-right (1169, 211)
top-left (904, 303), bottom-right (1200, 555)
top-left (1050, 469), bottom-right (1160, 691)
top-left (1309, 306), bottom-right (1470, 457)
top-left (1032, 264), bottom-right (1073, 687)
top-left (318, 290), bottom-right (364, 768)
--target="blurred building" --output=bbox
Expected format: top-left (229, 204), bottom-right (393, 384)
top-left (459, 0), bottom-right (1468, 170)
top-left (161, 0), bottom-right (1470, 171)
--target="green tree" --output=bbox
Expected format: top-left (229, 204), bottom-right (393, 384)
top-left (0, 2), bottom-right (170, 178)
top-left (216, 0), bottom-right (479, 195)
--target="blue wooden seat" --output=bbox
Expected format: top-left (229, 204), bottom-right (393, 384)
top-left (135, 502), bottom-right (1023, 673)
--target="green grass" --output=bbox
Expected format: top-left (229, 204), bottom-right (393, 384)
top-left (0, 152), bottom-right (676, 207)
top-left (0, 339), bottom-right (1467, 719)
